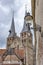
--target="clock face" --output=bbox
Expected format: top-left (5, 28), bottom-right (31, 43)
top-left (28, 33), bottom-right (30, 36)
top-left (26, 20), bottom-right (33, 24)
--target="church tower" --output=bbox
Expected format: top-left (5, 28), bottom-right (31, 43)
top-left (7, 11), bottom-right (16, 49)
top-left (20, 7), bottom-right (33, 65)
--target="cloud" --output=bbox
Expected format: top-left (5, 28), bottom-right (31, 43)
top-left (0, 0), bottom-right (14, 6)
top-left (0, 23), bottom-right (9, 48)
top-left (0, 36), bottom-right (6, 49)
top-left (14, 5), bottom-right (25, 34)
top-left (0, 4), bottom-right (10, 14)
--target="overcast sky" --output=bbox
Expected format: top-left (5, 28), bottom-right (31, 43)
top-left (0, 0), bottom-right (31, 49)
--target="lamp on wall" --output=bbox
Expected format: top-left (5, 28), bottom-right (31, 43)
top-left (30, 24), bottom-right (41, 32)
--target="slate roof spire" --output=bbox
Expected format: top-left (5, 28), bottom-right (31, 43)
top-left (8, 10), bottom-right (16, 37)
top-left (21, 20), bottom-right (31, 33)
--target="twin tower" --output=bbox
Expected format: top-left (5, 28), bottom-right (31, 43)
top-left (7, 9), bottom-right (33, 65)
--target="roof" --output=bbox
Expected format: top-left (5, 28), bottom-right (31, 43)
top-left (15, 49), bottom-right (24, 59)
top-left (4, 55), bottom-right (19, 61)
top-left (21, 20), bottom-right (31, 33)
top-left (8, 11), bottom-right (16, 38)
top-left (0, 48), bottom-right (24, 61)
top-left (4, 49), bottom-right (24, 61)
top-left (0, 49), bottom-right (6, 62)
top-left (0, 49), bottom-right (6, 55)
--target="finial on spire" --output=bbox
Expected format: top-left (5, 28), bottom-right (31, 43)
top-left (25, 4), bottom-right (27, 15)
top-left (12, 9), bottom-right (14, 20)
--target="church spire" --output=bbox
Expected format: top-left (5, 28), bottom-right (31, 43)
top-left (12, 10), bottom-right (14, 23)
top-left (8, 10), bottom-right (16, 37)
top-left (21, 5), bottom-right (31, 33)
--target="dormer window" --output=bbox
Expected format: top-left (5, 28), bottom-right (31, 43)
top-left (9, 38), bottom-right (12, 40)
top-left (9, 30), bottom-right (11, 34)
top-left (7, 38), bottom-right (9, 41)
top-left (24, 39), bottom-right (26, 42)
top-left (24, 32), bottom-right (26, 35)
top-left (22, 33), bottom-right (23, 36)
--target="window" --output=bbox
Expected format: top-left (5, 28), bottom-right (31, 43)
top-left (24, 39), bottom-right (26, 42)
top-left (29, 39), bottom-right (31, 43)
top-left (22, 33), bottom-right (23, 36)
top-left (7, 38), bottom-right (9, 41)
top-left (22, 40), bottom-right (23, 43)
top-left (24, 32), bottom-right (26, 35)
top-left (17, 45), bottom-right (19, 49)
